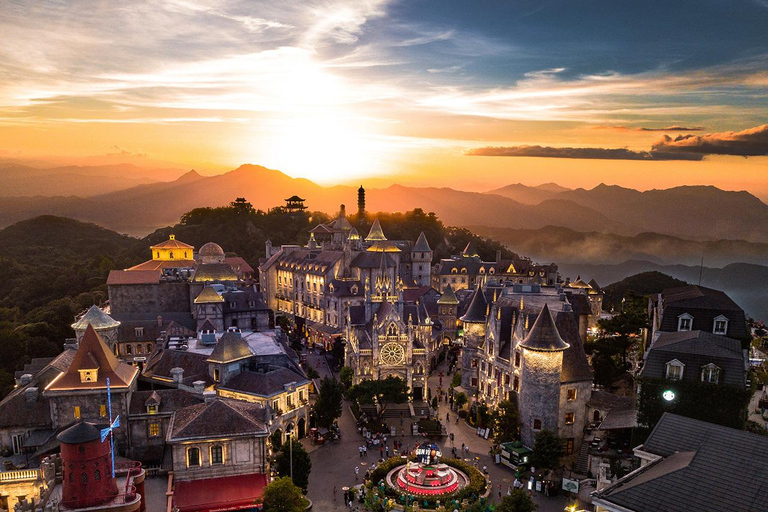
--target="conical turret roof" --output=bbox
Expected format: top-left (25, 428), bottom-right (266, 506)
top-left (519, 304), bottom-right (569, 352)
top-left (460, 287), bottom-right (488, 323)
top-left (194, 286), bottom-right (224, 304)
top-left (413, 232), bottom-right (431, 252)
top-left (366, 218), bottom-right (387, 241)
top-left (437, 284), bottom-right (459, 305)
top-left (72, 305), bottom-right (121, 331)
top-left (207, 332), bottom-right (253, 363)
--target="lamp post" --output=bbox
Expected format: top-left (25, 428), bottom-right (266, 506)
top-left (286, 424), bottom-right (294, 481)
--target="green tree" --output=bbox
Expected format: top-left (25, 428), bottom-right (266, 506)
top-left (305, 366), bottom-right (320, 380)
top-left (454, 392), bottom-right (468, 410)
top-left (450, 371), bottom-right (462, 389)
top-left (261, 476), bottom-right (306, 512)
top-left (530, 430), bottom-right (565, 471)
top-left (340, 366), bottom-right (354, 389)
top-left (274, 438), bottom-right (312, 492)
top-left (314, 377), bottom-right (344, 428)
top-left (497, 488), bottom-right (538, 512)
top-left (347, 376), bottom-right (409, 422)
top-left (491, 399), bottom-right (520, 443)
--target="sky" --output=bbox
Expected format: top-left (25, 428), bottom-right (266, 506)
top-left (1, 0), bottom-right (767, 196)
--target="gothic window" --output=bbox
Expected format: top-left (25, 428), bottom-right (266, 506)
top-left (461, 268), bottom-right (467, 274)
top-left (701, 363), bottom-right (721, 384)
top-left (665, 359), bottom-right (685, 380)
top-left (211, 445), bottom-right (223, 465)
top-left (187, 447), bottom-right (201, 467)
top-left (451, 268), bottom-right (457, 274)
top-left (489, 267), bottom-right (495, 274)
top-left (479, 267), bottom-right (485, 274)
top-left (387, 324), bottom-right (398, 337)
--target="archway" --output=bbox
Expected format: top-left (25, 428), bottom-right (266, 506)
top-left (298, 417), bottom-right (306, 438)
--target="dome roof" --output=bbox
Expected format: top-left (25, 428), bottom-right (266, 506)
top-left (199, 242), bottom-right (225, 257)
top-left (57, 420), bottom-right (101, 444)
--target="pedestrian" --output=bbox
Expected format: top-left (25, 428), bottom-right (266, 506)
top-left (386, 445), bottom-right (390, 458)
top-left (456, 415), bottom-right (459, 424)
top-left (461, 442), bottom-right (465, 452)
top-left (359, 445), bottom-right (363, 458)
top-left (498, 484), bottom-right (502, 498)
top-left (446, 412), bottom-right (450, 422)
top-left (355, 466), bottom-right (359, 481)
top-left (363, 445), bottom-right (367, 457)
top-left (380, 446), bottom-right (384, 458)
top-left (507, 485), bottom-right (511, 496)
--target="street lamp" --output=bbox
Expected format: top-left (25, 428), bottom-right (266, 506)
top-left (286, 424), bottom-right (294, 481)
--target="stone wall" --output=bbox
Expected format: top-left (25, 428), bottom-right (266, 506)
top-left (519, 349), bottom-right (563, 448)
top-left (109, 282), bottom-right (190, 316)
top-left (171, 437), bottom-right (267, 482)
top-left (557, 380), bottom-right (591, 454)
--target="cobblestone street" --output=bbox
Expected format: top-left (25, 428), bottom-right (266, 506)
top-left (303, 352), bottom-right (573, 512)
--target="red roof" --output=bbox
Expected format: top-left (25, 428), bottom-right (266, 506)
top-left (224, 257), bottom-right (254, 274)
top-left (173, 473), bottom-right (267, 512)
top-left (107, 270), bottom-right (161, 285)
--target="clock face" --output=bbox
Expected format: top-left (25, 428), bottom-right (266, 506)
top-left (380, 342), bottom-right (405, 366)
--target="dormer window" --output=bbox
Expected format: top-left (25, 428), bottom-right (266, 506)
top-left (677, 313), bottom-right (693, 331)
top-left (701, 363), bottom-right (721, 384)
top-left (230, 301), bottom-right (237, 309)
top-left (134, 327), bottom-right (144, 338)
top-left (665, 359), bottom-right (685, 380)
top-left (79, 369), bottom-right (98, 383)
top-left (713, 315), bottom-right (728, 335)
top-left (147, 404), bottom-right (158, 414)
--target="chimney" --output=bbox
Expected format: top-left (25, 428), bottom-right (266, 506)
top-left (203, 390), bottom-right (217, 403)
top-left (496, 250), bottom-right (501, 263)
top-left (20, 374), bottom-right (33, 386)
top-left (265, 239), bottom-right (273, 258)
top-left (64, 338), bottom-right (78, 350)
top-left (25, 387), bottom-right (39, 403)
top-left (157, 315), bottom-right (163, 327)
top-left (170, 367), bottom-right (184, 384)
top-left (193, 380), bottom-right (206, 394)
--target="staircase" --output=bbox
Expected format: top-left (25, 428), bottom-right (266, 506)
top-left (574, 440), bottom-right (591, 475)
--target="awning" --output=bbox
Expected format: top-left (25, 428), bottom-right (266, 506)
top-left (174, 473), bottom-right (268, 512)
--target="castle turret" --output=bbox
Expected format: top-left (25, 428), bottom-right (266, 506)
top-left (518, 304), bottom-right (569, 447)
top-left (412, 232), bottom-right (433, 287)
top-left (72, 305), bottom-right (121, 354)
top-left (459, 287), bottom-right (488, 393)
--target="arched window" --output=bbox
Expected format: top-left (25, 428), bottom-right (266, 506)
top-left (126, 345), bottom-right (132, 355)
top-left (81, 472), bottom-right (88, 484)
top-left (387, 324), bottom-right (398, 337)
top-left (211, 445), bottom-right (223, 465)
top-left (451, 268), bottom-right (457, 274)
top-left (147, 343), bottom-right (153, 353)
top-left (489, 267), bottom-right (495, 274)
top-left (479, 267), bottom-right (485, 274)
top-left (187, 447), bottom-right (201, 467)
top-left (94, 469), bottom-right (101, 481)
top-left (184, 251), bottom-right (188, 258)
top-left (461, 267), bottom-right (467, 274)
top-left (701, 363), bottom-right (721, 384)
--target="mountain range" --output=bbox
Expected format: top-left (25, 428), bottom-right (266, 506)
top-left (1, 164), bottom-right (767, 245)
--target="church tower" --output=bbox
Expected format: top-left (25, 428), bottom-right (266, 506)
top-left (518, 304), bottom-right (569, 447)
top-left (459, 287), bottom-right (488, 393)
top-left (411, 232), bottom-right (433, 287)
top-left (71, 305), bottom-right (121, 354)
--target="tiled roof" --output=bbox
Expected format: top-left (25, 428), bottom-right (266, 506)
top-left (143, 349), bottom-right (212, 387)
top-left (413, 232), bottom-right (431, 252)
top-left (151, 236), bottom-right (193, 250)
top-left (107, 269), bottom-right (161, 285)
top-left (207, 332), bottom-right (253, 363)
top-left (352, 251), bottom-right (396, 269)
top-left (219, 366), bottom-right (308, 398)
top-left (48, 325), bottom-right (137, 391)
top-left (127, 259), bottom-right (196, 271)
top-left (641, 330), bottom-right (746, 387)
top-left (72, 305), bottom-right (121, 331)
top-left (460, 287), bottom-right (488, 323)
top-left (192, 263), bottom-right (239, 282)
top-left (129, 389), bottom-right (203, 415)
top-left (594, 413), bottom-right (768, 512)
top-left (224, 256), bottom-right (254, 274)
top-left (520, 304), bottom-right (569, 352)
top-left (167, 398), bottom-right (269, 441)
top-left (194, 286), bottom-right (224, 304)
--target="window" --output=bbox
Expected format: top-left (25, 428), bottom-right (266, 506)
top-left (567, 389), bottom-right (577, 401)
top-left (147, 404), bottom-right (158, 414)
top-left (74, 406), bottom-right (81, 419)
top-left (514, 352), bottom-right (521, 368)
top-left (533, 419), bottom-right (542, 431)
top-left (147, 343), bottom-right (153, 353)
top-left (126, 345), bottom-right (132, 355)
top-left (81, 472), bottom-right (88, 484)
top-left (100, 405), bottom-right (107, 417)
top-left (701, 363), bottom-right (721, 384)
top-left (169, 251), bottom-right (174, 259)
top-left (677, 313), bottom-right (693, 331)
top-left (149, 423), bottom-right (160, 437)
top-left (565, 412), bottom-right (575, 425)
top-left (134, 327), bottom-right (144, 338)
top-left (470, 377), bottom-right (478, 387)
top-left (513, 376), bottom-right (519, 392)
top-left (230, 302), bottom-right (237, 309)
top-left (187, 447), bottom-right (201, 467)
top-left (665, 359), bottom-right (685, 380)
top-left (184, 251), bottom-right (188, 258)
top-left (713, 315), bottom-right (728, 335)
top-left (136, 344), bottom-right (143, 354)
top-left (211, 445), bottom-right (223, 465)
top-left (94, 469), bottom-right (101, 481)
top-left (565, 438), bottom-right (574, 455)
top-left (213, 368), bottom-right (220, 382)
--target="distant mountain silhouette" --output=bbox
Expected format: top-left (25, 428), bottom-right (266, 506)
top-left (487, 183), bottom-right (567, 204)
top-left (0, 164), bottom-right (767, 243)
top-left (559, 260), bottom-right (768, 321)
top-left (467, 225), bottom-right (768, 267)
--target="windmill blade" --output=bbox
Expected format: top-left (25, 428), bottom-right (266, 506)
top-left (100, 428), bottom-right (111, 443)
top-left (111, 415), bottom-right (121, 429)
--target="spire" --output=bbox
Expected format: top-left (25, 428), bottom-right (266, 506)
top-left (460, 287), bottom-right (488, 323)
top-left (413, 231), bottom-right (431, 252)
top-left (462, 241), bottom-right (479, 258)
top-left (437, 284), bottom-right (459, 305)
top-left (366, 218), bottom-right (387, 241)
top-left (519, 304), bottom-right (569, 352)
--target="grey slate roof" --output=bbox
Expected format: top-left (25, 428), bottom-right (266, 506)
top-left (143, 349), bottom-right (212, 387)
top-left (641, 330), bottom-right (746, 387)
top-left (207, 332), bottom-right (254, 363)
top-left (594, 413), bottom-right (768, 512)
top-left (520, 304), bottom-right (569, 352)
top-left (658, 285), bottom-right (748, 339)
top-left (57, 421), bottom-right (101, 444)
top-left (555, 311), bottom-right (593, 383)
top-left (460, 287), bottom-right (488, 323)
top-left (413, 232), bottom-right (431, 252)
top-left (129, 389), bottom-right (204, 415)
top-left (219, 366), bottom-right (309, 398)
top-left (167, 398), bottom-right (269, 441)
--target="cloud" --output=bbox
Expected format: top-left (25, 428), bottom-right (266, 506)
top-left (597, 125), bottom-right (705, 132)
top-left (652, 124), bottom-right (768, 156)
top-left (465, 145), bottom-right (703, 161)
